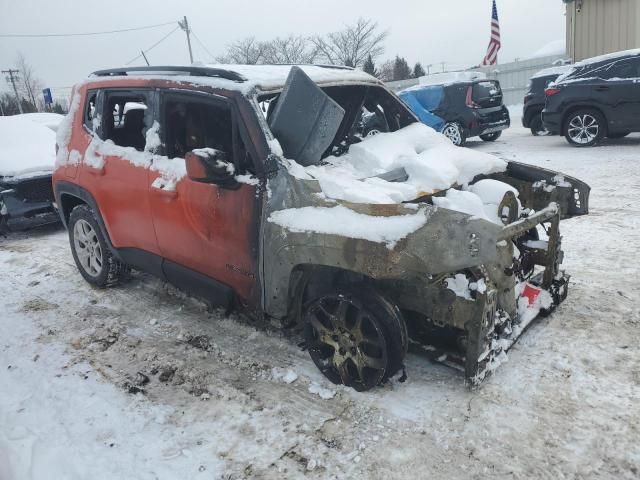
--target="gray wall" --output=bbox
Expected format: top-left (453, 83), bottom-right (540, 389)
top-left (386, 55), bottom-right (569, 106)
top-left (567, 0), bottom-right (640, 61)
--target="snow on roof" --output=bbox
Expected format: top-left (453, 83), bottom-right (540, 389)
top-left (529, 39), bottom-right (566, 59)
top-left (531, 64), bottom-right (573, 79)
top-left (0, 116), bottom-right (57, 179)
top-left (417, 71), bottom-right (487, 87)
top-left (88, 64), bottom-right (379, 94)
top-left (15, 112), bottom-right (64, 132)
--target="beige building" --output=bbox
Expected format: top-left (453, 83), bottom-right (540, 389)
top-left (566, 0), bottom-right (640, 61)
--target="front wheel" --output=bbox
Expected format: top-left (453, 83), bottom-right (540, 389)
top-left (441, 122), bottom-right (466, 147)
top-left (564, 109), bottom-right (606, 147)
top-left (479, 131), bottom-right (502, 142)
top-left (68, 204), bottom-right (129, 287)
top-left (303, 288), bottom-right (407, 392)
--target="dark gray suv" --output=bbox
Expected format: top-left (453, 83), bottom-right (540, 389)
top-left (543, 49), bottom-right (640, 146)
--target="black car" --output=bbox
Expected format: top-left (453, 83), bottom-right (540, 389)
top-left (542, 49), bottom-right (640, 146)
top-left (522, 65), bottom-right (572, 136)
top-left (0, 174), bottom-right (59, 232)
top-left (399, 77), bottom-right (510, 147)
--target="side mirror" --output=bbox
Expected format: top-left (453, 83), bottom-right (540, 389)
top-left (185, 149), bottom-right (237, 187)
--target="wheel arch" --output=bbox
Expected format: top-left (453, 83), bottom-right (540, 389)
top-left (283, 263), bottom-right (378, 327)
top-left (561, 105), bottom-right (608, 136)
top-left (54, 181), bottom-right (121, 260)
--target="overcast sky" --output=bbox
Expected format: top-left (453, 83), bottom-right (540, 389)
top-left (0, 0), bottom-right (566, 102)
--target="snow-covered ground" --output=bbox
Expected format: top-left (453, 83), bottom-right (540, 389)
top-left (1, 116), bottom-right (639, 479)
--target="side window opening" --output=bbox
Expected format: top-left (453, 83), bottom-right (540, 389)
top-left (83, 91), bottom-right (98, 131)
top-left (103, 93), bottom-right (150, 151)
top-left (164, 99), bottom-right (232, 160)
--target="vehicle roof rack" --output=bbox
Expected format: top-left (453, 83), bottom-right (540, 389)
top-left (90, 66), bottom-right (247, 82)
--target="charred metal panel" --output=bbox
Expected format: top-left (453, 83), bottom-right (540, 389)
top-left (268, 67), bottom-right (345, 166)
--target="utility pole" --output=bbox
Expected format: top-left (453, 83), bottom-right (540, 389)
top-left (2, 69), bottom-right (23, 114)
top-left (425, 64), bottom-right (432, 75)
top-left (179, 16), bottom-right (194, 64)
top-left (141, 50), bottom-right (150, 66)
top-left (440, 62), bottom-right (446, 73)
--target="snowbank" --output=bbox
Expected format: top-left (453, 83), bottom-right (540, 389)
top-left (0, 116), bottom-right (57, 178)
top-left (16, 112), bottom-right (64, 132)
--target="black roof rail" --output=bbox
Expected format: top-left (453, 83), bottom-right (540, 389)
top-left (90, 66), bottom-right (247, 82)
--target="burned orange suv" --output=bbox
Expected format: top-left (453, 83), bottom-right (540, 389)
top-left (54, 65), bottom-right (589, 391)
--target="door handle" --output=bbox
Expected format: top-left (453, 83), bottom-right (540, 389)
top-left (151, 185), bottom-right (178, 199)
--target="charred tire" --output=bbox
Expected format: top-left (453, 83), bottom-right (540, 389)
top-left (303, 287), bottom-right (408, 392)
top-left (68, 204), bottom-right (129, 288)
top-left (441, 122), bottom-right (466, 147)
top-left (479, 131), bottom-right (502, 142)
top-left (563, 109), bottom-right (606, 147)
top-left (529, 115), bottom-right (549, 136)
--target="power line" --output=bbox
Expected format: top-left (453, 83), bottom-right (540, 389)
top-left (0, 21), bottom-right (177, 38)
top-left (125, 26), bottom-right (181, 65)
top-left (190, 29), bottom-right (216, 62)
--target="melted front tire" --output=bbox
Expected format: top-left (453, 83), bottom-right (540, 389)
top-left (303, 287), bottom-right (407, 392)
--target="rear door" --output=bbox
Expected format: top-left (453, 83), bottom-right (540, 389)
top-left (593, 57), bottom-right (640, 132)
top-left (80, 88), bottom-right (159, 255)
top-left (148, 90), bottom-right (260, 305)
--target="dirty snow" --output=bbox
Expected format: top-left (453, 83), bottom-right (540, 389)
top-left (2, 111), bottom-right (640, 479)
top-left (268, 205), bottom-right (428, 249)
top-left (0, 116), bottom-right (56, 179)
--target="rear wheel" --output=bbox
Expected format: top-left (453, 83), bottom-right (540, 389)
top-left (441, 122), bottom-right (466, 147)
top-left (564, 109), bottom-right (606, 147)
top-left (303, 287), bottom-right (407, 392)
top-left (479, 131), bottom-right (502, 142)
top-left (68, 204), bottom-right (129, 287)
top-left (529, 115), bottom-right (549, 136)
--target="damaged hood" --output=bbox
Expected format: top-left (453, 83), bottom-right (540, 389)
top-left (281, 122), bottom-right (508, 209)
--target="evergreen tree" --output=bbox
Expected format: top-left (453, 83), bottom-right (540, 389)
top-left (363, 54), bottom-right (377, 76)
top-left (413, 62), bottom-right (426, 78)
top-left (392, 56), bottom-right (411, 81)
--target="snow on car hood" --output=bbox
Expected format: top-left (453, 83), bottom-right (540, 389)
top-left (284, 122), bottom-right (508, 206)
top-left (0, 115), bottom-right (57, 179)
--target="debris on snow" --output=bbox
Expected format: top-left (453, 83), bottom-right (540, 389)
top-left (308, 382), bottom-right (336, 400)
top-left (271, 367), bottom-right (298, 384)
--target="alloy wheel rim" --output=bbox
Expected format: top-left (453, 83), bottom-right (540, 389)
top-left (443, 124), bottom-right (462, 145)
top-left (73, 219), bottom-right (103, 277)
top-left (568, 114), bottom-right (599, 144)
top-left (306, 295), bottom-right (388, 390)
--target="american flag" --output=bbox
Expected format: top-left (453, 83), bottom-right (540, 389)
top-left (481, 0), bottom-right (501, 66)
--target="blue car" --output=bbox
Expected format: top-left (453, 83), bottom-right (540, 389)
top-left (399, 78), bottom-right (510, 146)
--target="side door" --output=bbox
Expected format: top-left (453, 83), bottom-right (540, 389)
top-left (148, 90), bottom-right (260, 306)
top-left (594, 57), bottom-right (640, 132)
top-left (79, 88), bottom-right (160, 255)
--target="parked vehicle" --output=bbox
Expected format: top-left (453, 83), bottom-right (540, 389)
top-left (54, 65), bottom-right (589, 391)
top-left (0, 114), bottom-right (62, 232)
top-left (542, 49), bottom-right (640, 146)
top-left (522, 65), bottom-right (572, 136)
top-left (399, 75), bottom-right (510, 146)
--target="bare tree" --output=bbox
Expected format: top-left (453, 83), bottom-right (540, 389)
top-left (262, 36), bottom-right (317, 64)
top-left (378, 60), bottom-right (395, 82)
top-left (217, 37), bottom-right (267, 64)
top-left (15, 53), bottom-right (42, 111)
top-left (310, 18), bottom-right (387, 68)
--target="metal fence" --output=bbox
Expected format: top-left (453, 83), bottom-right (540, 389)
top-left (386, 54), bottom-right (571, 105)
